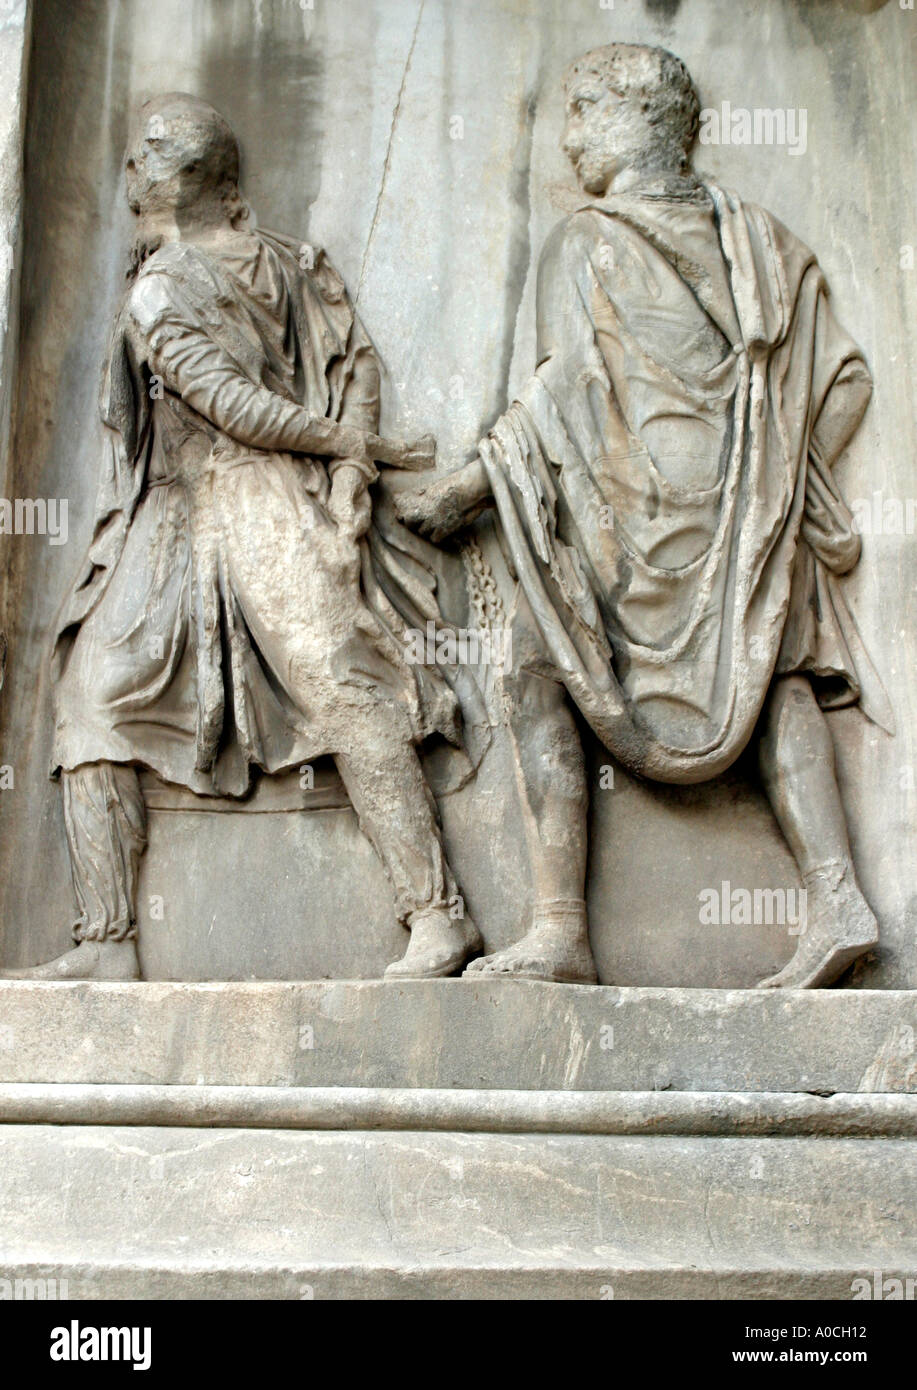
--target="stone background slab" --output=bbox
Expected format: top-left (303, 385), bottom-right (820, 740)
top-left (0, 0), bottom-right (913, 986)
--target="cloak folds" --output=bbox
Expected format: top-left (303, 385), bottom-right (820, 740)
top-left (52, 228), bottom-right (487, 797)
top-left (480, 183), bottom-right (892, 785)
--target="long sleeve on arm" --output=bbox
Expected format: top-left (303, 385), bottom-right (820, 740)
top-left (128, 269), bottom-right (365, 458)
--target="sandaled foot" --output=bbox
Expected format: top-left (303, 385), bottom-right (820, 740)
top-left (757, 860), bottom-right (878, 989)
top-left (464, 924), bottom-right (598, 984)
top-left (385, 909), bottom-right (482, 980)
top-left (0, 939), bottom-right (140, 981)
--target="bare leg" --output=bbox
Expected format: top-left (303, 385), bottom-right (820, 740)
top-left (756, 675), bottom-right (877, 988)
top-left (1, 762), bottom-right (145, 980)
top-left (465, 671), bottom-right (597, 983)
top-left (333, 714), bottom-right (480, 980)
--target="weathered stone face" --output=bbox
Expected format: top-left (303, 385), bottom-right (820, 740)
top-left (123, 94), bottom-right (240, 216)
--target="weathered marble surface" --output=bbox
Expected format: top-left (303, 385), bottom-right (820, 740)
top-left (0, 0), bottom-right (914, 986)
top-left (1, 1126), bottom-right (915, 1299)
top-left (0, 0), bottom-right (913, 1306)
top-left (0, 0), bottom-right (28, 438)
top-left (1, 976), bottom-right (915, 1298)
top-left (0, 979), bottom-right (914, 1092)
top-left (0, 0), bottom-right (29, 681)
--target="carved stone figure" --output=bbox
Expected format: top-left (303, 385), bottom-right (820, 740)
top-left (2, 93), bottom-right (481, 982)
top-left (397, 43), bottom-right (892, 989)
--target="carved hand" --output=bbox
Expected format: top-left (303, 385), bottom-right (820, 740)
top-left (328, 461), bottom-right (372, 539)
top-left (298, 421), bottom-right (435, 471)
top-left (369, 432), bottom-right (437, 471)
top-left (393, 456), bottom-right (493, 542)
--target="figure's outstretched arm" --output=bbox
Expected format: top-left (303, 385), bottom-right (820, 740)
top-left (129, 275), bottom-right (431, 468)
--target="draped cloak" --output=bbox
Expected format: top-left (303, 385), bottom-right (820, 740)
top-left (480, 183), bottom-right (892, 785)
top-left (52, 228), bottom-right (485, 797)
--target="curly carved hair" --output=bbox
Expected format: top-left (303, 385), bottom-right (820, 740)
top-left (564, 44), bottom-right (701, 166)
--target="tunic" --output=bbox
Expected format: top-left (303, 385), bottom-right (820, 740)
top-left (52, 229), bottom-right (470, 797)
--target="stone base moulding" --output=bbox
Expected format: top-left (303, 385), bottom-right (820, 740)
top-left (0, 980), bottom-right (915, 1299)
top-left (2, 1083), bottom-right (917, 1137)
top-left (1, 1125), bottom-right (915, 1300)
top-left (1, 978), bottom-right (915, 1090)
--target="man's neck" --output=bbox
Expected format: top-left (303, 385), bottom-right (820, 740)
top-left (134, 200), bottom-right (239, 256)
top-left (602, 159), bottom-right (702, 200)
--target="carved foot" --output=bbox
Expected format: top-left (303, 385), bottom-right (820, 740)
top-left (756, 862), bottom-right (878, 989)
top-left (0, 939), bottom-right (140, 981)
top-left (463, 924), bottom-right (598, 985)
top-left (384, 909), bottom-right (482, 980)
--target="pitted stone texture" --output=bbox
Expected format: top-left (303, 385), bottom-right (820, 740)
top-left (0, 979), bottom-right (915, 1092)
top-left (0, 1124), bottom-right (915, 1299)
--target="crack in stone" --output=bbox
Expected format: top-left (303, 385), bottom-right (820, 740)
top-left (354, 0), bottom-right (426, 311)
